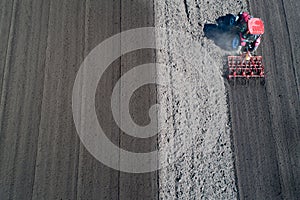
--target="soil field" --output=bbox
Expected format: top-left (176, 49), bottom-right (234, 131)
top-left (0, 0), bottom-right (299, 199)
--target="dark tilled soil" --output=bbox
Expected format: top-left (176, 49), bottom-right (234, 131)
top-left (228, 0), bottom-right (300, 199)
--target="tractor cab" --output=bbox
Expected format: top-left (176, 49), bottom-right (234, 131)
top-left (247, 18), bottom-right (264, 35)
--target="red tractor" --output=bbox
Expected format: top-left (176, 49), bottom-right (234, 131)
top-left (228, 14), bottom-right (265, 79)
top-left (204, 12), bottom-right (265, 79)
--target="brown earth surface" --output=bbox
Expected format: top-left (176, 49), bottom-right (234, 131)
top-left (0, 0), bottom-right (299, 199)
top-left (228, 0), bottom-right (300, 199)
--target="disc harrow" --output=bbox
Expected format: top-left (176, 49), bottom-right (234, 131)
top-left (228, 55), bottom-right (265, 79)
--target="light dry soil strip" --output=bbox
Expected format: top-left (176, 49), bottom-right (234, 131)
top-left (155, 0), bottom-right (247, 199)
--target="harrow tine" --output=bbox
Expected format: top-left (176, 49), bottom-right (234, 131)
top-left (227, 55), bottom-right (265, 79)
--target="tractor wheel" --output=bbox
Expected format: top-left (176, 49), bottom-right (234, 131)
top-left (228, 15), bottom-right (237, 26)
top-left (221, 34), bottom-right (240, 51)
top-left (216, 14), bottom-right (237, 31)
top-left (231, 34), bottom-right (241, 51)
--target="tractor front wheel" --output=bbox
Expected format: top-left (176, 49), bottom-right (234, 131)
top-left (231, 34), bottom-right (241, 51)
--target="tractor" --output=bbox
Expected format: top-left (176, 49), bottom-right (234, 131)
top-left (204, 12), bottom-right (265, 79)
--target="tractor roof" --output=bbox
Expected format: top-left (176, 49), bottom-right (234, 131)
top-left (248, 18), bottom-right (264, 34)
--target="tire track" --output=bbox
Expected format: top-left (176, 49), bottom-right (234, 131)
top-left (281, 0), bottom-right (300, 99)
top-left (0, 0), bottom-right (17, 131)
top-left (0, 0), bottom-right (51, 199)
